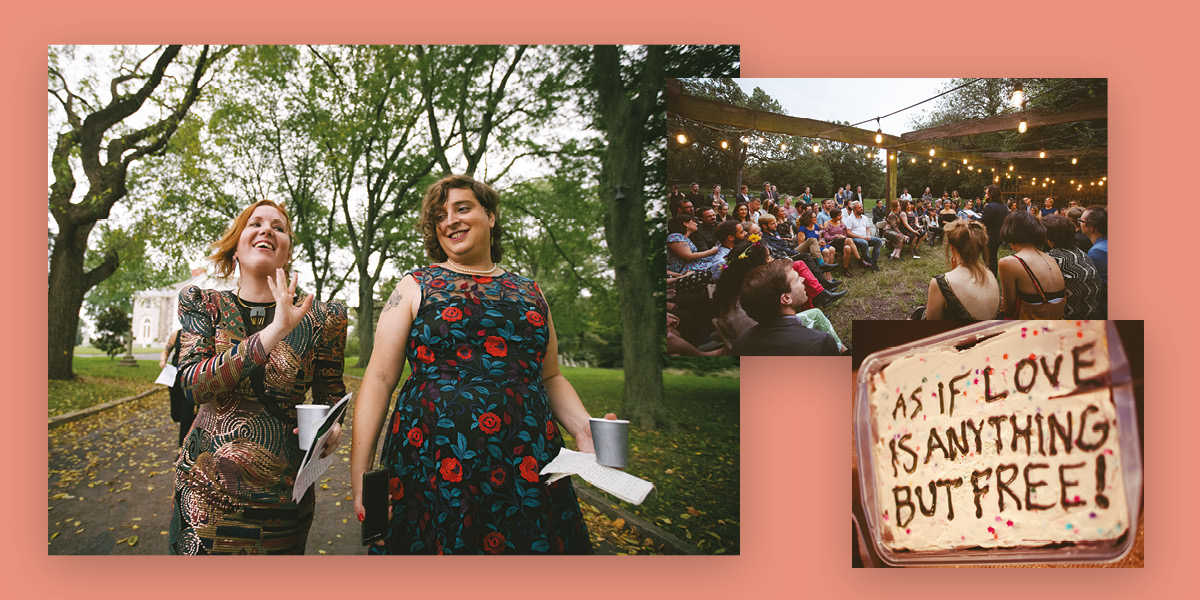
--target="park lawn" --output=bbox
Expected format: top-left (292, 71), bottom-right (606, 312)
top-left (73, 344), bottom-right (162, 356)
top-left (824, 244), bottom-right (950, 349)
top-left (48, 357), bottom-right (164, 417)
top-left (557, 367), bottom-right (740, 555)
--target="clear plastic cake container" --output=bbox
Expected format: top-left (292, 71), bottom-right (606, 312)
top-left (854, 321), bottom-right (1142, 566)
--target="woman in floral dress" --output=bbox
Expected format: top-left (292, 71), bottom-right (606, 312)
top-left (350, 175), bottom-right (598, 554)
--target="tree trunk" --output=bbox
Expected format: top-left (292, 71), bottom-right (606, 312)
top-left (355, 261), bottom-right (376, 368)
top-left (48, 220), bottom-right (116, 379)
top-left (592, 45), bottom-right (665, 430)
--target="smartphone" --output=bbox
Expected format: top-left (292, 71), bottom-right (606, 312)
top-left (361, 469), bottom-right (389, 546)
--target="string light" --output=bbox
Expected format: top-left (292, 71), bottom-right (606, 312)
top-left (956, 169), bottom-right (961, 174)
top-left (910, 157), bottom-right (917, 164)
top-left (1071, 157), bottom-right (1078, 165)
top-left (1011, 81), bottom-right (1026, 108)
top-left (1008, 165), bottom-right (1014, 172)
top-left (720, 140), bottom-right (729, 149)
top-left (812, 144), bottom-right (820, 153)
top-left (1038, 151), bottom-right (1046, 158)
top-left (780, 143), bottom-right (788, 151)
top-left (1018, 117), bottom-right (1028, 134)
top-left (1098, 180), bottom-right (1104, 186)
top-left (1069, 180), bottom-right (1074, 184)
top-left (875, 118), bottom-right (883, 145)
top-left (676, 133), bottom-right (688, 144)
top-left (962, 158), bottom-right (969, 165)
top-left (929, 148), bottom-right (936, 157)
top-left (942, 161), bottom-right (947, 168)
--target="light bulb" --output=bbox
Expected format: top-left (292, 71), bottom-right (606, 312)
top-left (1011, 82), bottom-right (1025, 108)
top-left (676, 133), bottom-right (688, 144)
top-left (1009, 165), bottom-right (1014, 171)
top-left (812, 144), bottom-right (820, 153)
top-left (942, 161), bottom-right (947, 168)
top-left (1018, 119), bottom-right (1028, 133)
top-left (929, 148), bottom-right (936, 157)
top-left (1038, 151), bottom-right (1046, 159)
top-left (1071, 157), bottom-right (1078, 165)
top-left (910, 157), bottom-right (917, 164)
top-left (720, 140), bottom-right (728, 149)
top-left (1098, 180), bottom-right (1104, 186)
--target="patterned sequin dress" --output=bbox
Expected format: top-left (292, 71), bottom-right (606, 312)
top-left (376, 266), bottom-right (591, 554)
top-left (169, 287), bottom-right (346, 554)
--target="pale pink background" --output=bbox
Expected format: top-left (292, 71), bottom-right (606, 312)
top-left (6, 0), bottom-right (1196, 596)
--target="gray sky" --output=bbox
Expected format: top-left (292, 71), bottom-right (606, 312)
top-left (734, 78), bottom-right (956, 135)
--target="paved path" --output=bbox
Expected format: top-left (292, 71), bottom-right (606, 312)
top-left (48, 381), bottom-right (647, 555)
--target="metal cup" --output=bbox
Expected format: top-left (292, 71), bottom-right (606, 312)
top-left (296, 404), bottom-right (330, 451)
top-left (589, 417), bottom-right (630, 468)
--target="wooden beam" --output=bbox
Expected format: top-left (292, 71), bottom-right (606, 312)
top-left (899, 101), bottom-right (1106, 143)
top-left (667, 78), bottom-right (903, 147)
top-left (979, 148), bottom-right (1106, 160)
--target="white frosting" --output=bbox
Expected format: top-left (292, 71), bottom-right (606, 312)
top-left (869, 320), bottom-right (1128, 552)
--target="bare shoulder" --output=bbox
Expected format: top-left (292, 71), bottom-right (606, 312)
top-left (382, 274), bottom-right (420, 316)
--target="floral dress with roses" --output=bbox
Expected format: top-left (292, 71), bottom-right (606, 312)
top-left (374, 266), bottom-right (591, 554)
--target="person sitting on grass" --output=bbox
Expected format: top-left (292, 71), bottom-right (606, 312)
top-left (997, 210), bottom-right (1067, 319)
top-left (1081, 205), bottom-right (1108, 287)
top-left (821, 208), bottom-right (871, 276)
top-left (881, 199), bottom-right (912, 260)
top-left (919, 219), bottom-right (1000, 321)
top-left (901, 199), bottom-right (927, 256)
top-left (667, 214), bottom-right (723, 276)
top-left (760, 214), bottom-right (798, 260)
top-left (1044, 214), bottom-right (1105, 319)
top-left (711, 241), bottom-right (844, 354)
top-left (733, 258), bottom-right (842, 356)
top-left (844, 200), bottom-right (883, 268)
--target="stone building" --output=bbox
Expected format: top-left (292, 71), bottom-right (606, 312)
top-left (131, 267), bottom-right (236, 346)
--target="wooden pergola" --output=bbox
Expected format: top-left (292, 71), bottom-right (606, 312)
top-left (666, 78), bottom-right (1107, 203)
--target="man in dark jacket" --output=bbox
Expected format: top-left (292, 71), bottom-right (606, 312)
top-left (981, 184), bottom-right (1009, 277)
top-left (733, 259), bottom-right (840, 356)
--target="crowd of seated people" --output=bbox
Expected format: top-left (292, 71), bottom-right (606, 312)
top-left (666, 181), bottom-right (1110, 354)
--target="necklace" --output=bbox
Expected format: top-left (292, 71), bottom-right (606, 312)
top-left (442, 258), bottom-right (501, 276)
top-left (234, 292), bottom-right (276, 327)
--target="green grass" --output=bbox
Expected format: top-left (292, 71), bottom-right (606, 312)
top-left (824, 238), bottom-right (950, 349)
top-left (558, 367), bottom-right (740, 554)
top-left (48, 357), bottom-right (164, 417)
top-left (73, 344), bottom-right (163, 356)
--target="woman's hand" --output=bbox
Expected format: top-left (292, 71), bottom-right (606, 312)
top-left (575, 412), bottom-right (618, 454)
top-left (291, 422), bottom-right (342, 458)
top-left (267, 268), bottom-right (314, 336)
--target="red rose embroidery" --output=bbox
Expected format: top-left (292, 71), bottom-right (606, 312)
top-left (489, 467), bottom-right (506, 487)
top-left (482, 531), bottom-right (505, 554)
top-left (439, 457), bottom-right (463, 482)
top-left (389, 477), bottom-right (404, 500)
top-left (473, 276), bottom-right (493, 284)
top-left (484, 336), bottom-right (507, 357)
top-left (415, 345), bottom-right (435, 364)
top-left (501, 279), bottom-right (517, 289)
top-left (545, 420), bottom-right (556, 440)
top-left (478, 412), bottom-right (501, 434)
top-left (456, 346), bottom-right (472, 361)
top-left (407, 427), bottom-right (424, 447)
top-left (428, 278), bottom-right (447, 289)
top-left (525, 310), bottom-right (545, 327)
top-left (440, 306), bottom-right (462, 322)
top-left (519, 455), bottom-right (539, 482)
